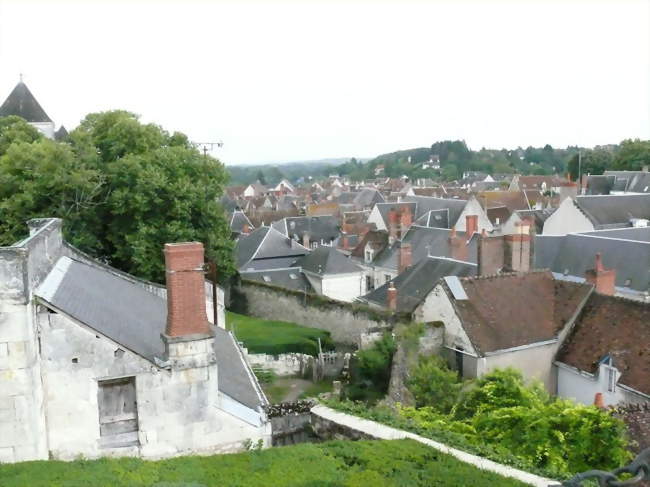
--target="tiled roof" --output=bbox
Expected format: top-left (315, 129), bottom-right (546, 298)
top-left (448, 271), bottom-right (592, 355)
top-left (401, 195), bottom-right (468, 227)
top-left (298, 246), bottom-right (360, 275)
top-left (557, 294), bottom-right (650, 396)
top-left (235, 226), bottom-right (308, 269)
top-left (575, 194), bottom-right (650, 228)
top-left (241, 268), bottom-right (313, 293)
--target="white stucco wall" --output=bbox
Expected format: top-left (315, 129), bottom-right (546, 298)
top-left (38, 310), bottom-right (269, 461)
top-left (30, 121), bottom-right (55, 139)
top-left (373, 266), bottom-right (397, 290)
top-left (321, 272), bottom-right (365, 302)
top-left (455, 198), bottom-right (494, 233)
top-left (367, 206), bottom-right (387, 231)
top-left (542, 198), bottom-right (595, 235)
top-left (556, 362), bottom-right (650, 407)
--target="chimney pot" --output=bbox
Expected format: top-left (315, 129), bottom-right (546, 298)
top-left (465, 215), bottom-right (478, 242)
top-left (585, 252), bottom-right (616, 296)
top-left (594, 392), bottom-right (605, 409)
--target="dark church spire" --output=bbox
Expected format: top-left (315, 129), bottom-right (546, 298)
top-left (0, 78), bottom-right (53, 123)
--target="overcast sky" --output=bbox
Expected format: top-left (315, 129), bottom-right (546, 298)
top-left (0, 0), bottom-right (648, 165)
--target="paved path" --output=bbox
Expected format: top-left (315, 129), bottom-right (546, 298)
top-left (311, 404), bottom-right (557, 487)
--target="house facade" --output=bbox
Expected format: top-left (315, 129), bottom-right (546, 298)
top-left (0, 219), bottom-right (270, 463)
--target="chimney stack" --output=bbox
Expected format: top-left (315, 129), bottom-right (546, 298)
top-left (399, 241), bottom-right (412, 274)
top-left (303, 232), bottom-right (310, 248)
top-left (341, 233), bottom-right (349, 250)
top-left (449, 227), bottom-right (468, 262)
top-left (387, 282), bottom-right (397, 311)
top-left (242, 223), bottom-right (250, 235)
top-left (465, 215), bottom-right (478, 242)
top-left (585, 253), bottom-right (616, 296)
top-left (400, 206), bottom-right (413, 239)
top-left (594, 392), bottom-right (606, 409)
top-left (164, 242), bottom-right (212, 339)
top-left (504, 221), bottom-right (531, 272)
top-left (388, 209), bottom-right (399, 245)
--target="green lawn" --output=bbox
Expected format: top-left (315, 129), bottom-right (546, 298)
top-left (0, 440), bottom-right (528, 487)
top-left (299, 379), bottom-right (334, 399)
top-left (226, 311), bottom-right (334, 356)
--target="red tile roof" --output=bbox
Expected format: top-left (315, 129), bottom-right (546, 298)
top-left (449, 271), bottom-right (592, 354)
top-left (557, 294), bottom-right (650, 396)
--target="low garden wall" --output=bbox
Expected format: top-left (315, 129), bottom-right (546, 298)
top-left (232, 279), bottom-right (409, 346)
top-left (310, 405), bottom-right (555, 487)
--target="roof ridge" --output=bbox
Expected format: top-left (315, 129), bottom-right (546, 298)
top-left (460, 268), bottom-right (551, 281)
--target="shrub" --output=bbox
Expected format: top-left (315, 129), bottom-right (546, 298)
top-left (408, 355), bottom-right (461, 412)
top-left (345, 333), bottom-right (396, 402)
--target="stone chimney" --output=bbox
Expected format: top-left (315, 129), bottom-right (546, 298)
top-left (504, 220), bottom-right (531, 272)
top-left (449, 227), bottom-right (468, 262)
top-left (162, 242), bottom-right (216, 370)
top-left (400, 206), bottom-right (413, 239)
top-left (388, 209), bottom-right (399, 245)
top-left (399, 242), bottom-right (412, 274)
top-left (387, 282), bottom-right (397, 311)
top-left (303, 232), bottom-right (310, 248)
top-left (585, 253), bottom-right (616, 296)
top-left (477, 230), bottom-right (504, 276)
top-left (465, 215), bottom-right (478, 242)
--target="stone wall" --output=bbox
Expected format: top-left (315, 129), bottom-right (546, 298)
top-left (246, 352), bottom-right (314, 377)
top-left (234, 280), bottom-right (403, 346)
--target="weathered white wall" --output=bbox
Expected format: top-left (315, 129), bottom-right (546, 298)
top-left (373, 266), bottom-right (397, 290)
top-left (542, 198), bottom-right (595, 235)
top-left (455, 198), bottom-right (494, 233)
top-left (321, 273), bottom-right (365, 302)
top-left (556, 362), bottom-right (650, 407)
top-left (245, 352), bottom-right (313, 377)
top-left (367, 206), bottom-right (387, 231)
top-left (30, 121), bottom-right (55, 139)
top-left (481, 341), bottom-right (559, 391)
top-left (38, 311), bottom-right (270, 460)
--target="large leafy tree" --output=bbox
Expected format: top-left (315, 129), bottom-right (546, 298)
top-left (567, 149), bottom-right (614, 181)
top-left (613, 138), bottom-right (650, 171)
top-left (0, 111), bottom-right (234, 283)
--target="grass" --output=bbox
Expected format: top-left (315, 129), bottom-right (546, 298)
top-left (0, 439), bottom-right (529, 487)
top-left (226, 311), bottom-right (334, 356)
top-left (262, 383), bottom-right (291, 404)
top-left (299, 379), bottom-right (334, 399)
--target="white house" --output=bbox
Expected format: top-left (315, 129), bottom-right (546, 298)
top-left (0, 218), bottom-right (270, 463)
top-left (298, 246), bottom-right (365, 302)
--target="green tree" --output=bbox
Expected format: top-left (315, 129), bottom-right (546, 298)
top-left (408, 355), bottom-right (461, 412)
top-left (567, 149), bottom-right (614, 181)
top-left (0, 139), bottom-right (104, 247)
top-left (256, 170), bottom-right (266, 185)
top-left (0, 115), bottom-right (42, 156)
top-left (0, 111), bottom-right (234, 283)
top-left (441, 165), bottom-right (459, 181)
top-left (613, 138), bottom-right (650, 171)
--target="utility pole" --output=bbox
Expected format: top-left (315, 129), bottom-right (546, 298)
top-left (196, 141), bottom-right (224, 328)
top-left (577, 150), bottom-right (582, 195)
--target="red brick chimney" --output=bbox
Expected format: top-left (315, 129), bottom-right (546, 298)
top-left (594, 392), bottom-right (605, 409)
top-left (585, 253), bottom-right (616, 296)
top-left (341, 233), bottom-right (349, 250)
top-left (388, 209), bottom-right (399, 244)
top-left (399, 242), bottom-right (412, 273)
top-left (465, 215), bottom-right (478, 242)
top-left (400, 206), bottom-right (413, 238)
top-left (242, 223), bottom-right (250, 235)
top-left (164, 242), bottom-right (211, 338)
top-left (387, 282), bottom-right (397, 311)
top-left (449, 227), bottom-right (468, 262)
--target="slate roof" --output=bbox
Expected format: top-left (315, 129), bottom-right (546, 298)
top-left (298, 246), bottom-right (361, 275)
top-left (273, 215), bottom-right (340, 243)
top-left (401, 195), bottom-right (468, 227)
top-left (0, 81), bottom-right (52, 123)
top-left (447, 271), bottom-right (592, 355)
top-left (604, 171), bottom-right (650, 194)
top-left (54, 125), bottom-right (69, 141)
top-left (535, 232), bottom-right (650, 292)
top-left (361, 256), bottom-right (476, 313)
top-left (35, 257), bottom-right (265, 410)
top-left (230, 210), bottom-right (253, 234)
top-left (413, 209), bottom-right (449, 228)
top-left (556, 294), bottom-right (650, 396)
top-left (374, 225), bottom-right (477, 270)
top-left (240, 268), bottom-right (313, 293)
top-left (373, 202), bottom-right (417, 228)
top-left (235, 226), bottom-right (309, 269)
top-left (337, 189), bottom-right (385, 208)
top-left (585, 175), bottom-right (616, 195)
top-left (575, 194), bottom-right (650, 228)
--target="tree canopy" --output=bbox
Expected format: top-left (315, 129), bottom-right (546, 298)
top-left (0, 111), bottom-right (233, 283)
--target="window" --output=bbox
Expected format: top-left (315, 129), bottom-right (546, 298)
top-left (263, 275), bottom-right (271, 282)
top-left (607, 367), bottom-right (616, 393)
top-left (311, 242), bottom-right (318, 249)
top-left (365, 275), bottom-right (374, 292)
top-left (98, 377), bottom-right (139, 447)
top-left (289, 273), bottom-right (298, 280)
top-left (385, 274), bottom-right (391, 283)
top-left (365, 251), bottom-right (372, 263)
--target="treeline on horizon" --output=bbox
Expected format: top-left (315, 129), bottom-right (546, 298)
top-left (227, 139), bottom-right (650, 186)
